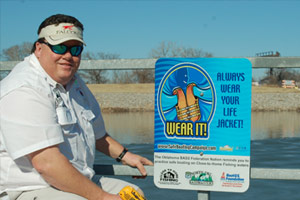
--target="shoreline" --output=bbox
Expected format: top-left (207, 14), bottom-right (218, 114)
top-left (88, 84), bottom-right (300, 113)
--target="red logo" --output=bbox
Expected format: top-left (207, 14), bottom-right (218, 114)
top-left (221, 172), bottom-right (226, 179)
top-left (63, 25), bottom-right (73, 30)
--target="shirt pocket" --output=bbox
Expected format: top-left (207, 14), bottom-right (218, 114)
top-left (81, 109), bottom-right (96, 164)
top-left (56, 106), bottom-right (76, 126)
top-left (81, 109), bottom-right (95, 122)
top-left (56, 106), bottom-right (78, 162)
top-left (81, 109), bottom-right (95, 140)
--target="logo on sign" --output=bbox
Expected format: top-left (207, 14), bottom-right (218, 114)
top-left (159, 169), bottom-right (180, 185)
top-left (185, 171), bottom-right (213, 186)
top-left (220, 172), bottom-right (245, 188)
top-left (157, 63), bottom-right (216, 140)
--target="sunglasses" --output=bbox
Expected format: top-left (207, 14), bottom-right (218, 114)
top-left (39, 41), bottom-right (83, 56)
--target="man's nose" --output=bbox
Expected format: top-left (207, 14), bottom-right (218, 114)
top-left (63, 50), bottom-right (73, 59)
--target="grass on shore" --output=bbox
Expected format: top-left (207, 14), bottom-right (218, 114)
top-left (88, 83), bottom-right (300, 94)
top-left (87, 83), bottom-right (155, 93)
top-left (252, 85), bottom-right (300, 93)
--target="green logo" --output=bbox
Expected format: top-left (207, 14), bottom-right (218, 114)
top-left (185, 171), bottom-right (213, 186)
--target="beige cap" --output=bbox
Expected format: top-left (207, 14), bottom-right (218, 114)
top-left (38, 23), bottom-right (85, 45)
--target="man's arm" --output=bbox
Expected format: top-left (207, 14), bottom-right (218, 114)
top-left (28, 145), bottom-right (121, 200)
top-left (96, 134), bottom-right (153, 176)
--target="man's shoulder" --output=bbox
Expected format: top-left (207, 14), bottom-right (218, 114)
top-left (71, 74), bottom-right (100, 107)
top-left (73, 74), bottom-right (91, 93)
top-left (0, 56), bottom-right (51, 98)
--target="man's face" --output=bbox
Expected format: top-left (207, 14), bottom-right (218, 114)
top-left (35, 40), bottom-right (82, 86)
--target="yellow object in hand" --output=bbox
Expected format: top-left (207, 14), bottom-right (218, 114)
top-left (119, 186), bottom-right (146, 200)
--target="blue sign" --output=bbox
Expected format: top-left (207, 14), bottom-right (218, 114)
top-left (154, 58), bottom-right (252, 192)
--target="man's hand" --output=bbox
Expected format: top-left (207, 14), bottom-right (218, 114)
top-left (96, 133), bottom-right (153, 177)
top-left (121, 152), bottom-right (153, 176)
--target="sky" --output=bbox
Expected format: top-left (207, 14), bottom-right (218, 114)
top-left (1, 0), bottom-right (300, 79)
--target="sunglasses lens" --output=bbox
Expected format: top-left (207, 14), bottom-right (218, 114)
top-left (70, 46), bottom-right (83, 56)
top-left (52, 45), bottom-right (67, 54)
top-left (45, 42), bottom-right (83, 56)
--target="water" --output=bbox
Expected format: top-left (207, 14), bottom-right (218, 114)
top-left (96, 112), bottom-right (300, 200)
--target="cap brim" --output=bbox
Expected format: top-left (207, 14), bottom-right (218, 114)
top-left (45, 35), bottom-right (86, 46)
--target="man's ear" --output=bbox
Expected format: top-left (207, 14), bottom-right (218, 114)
top-left (34, 42), bottom-right (42, 58)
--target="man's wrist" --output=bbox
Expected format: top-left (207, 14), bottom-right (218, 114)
top-left (116, 148), bottom-right (128, 162)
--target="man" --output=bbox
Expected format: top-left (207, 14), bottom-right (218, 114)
top-left (0, 14), bottom-right (153, 200)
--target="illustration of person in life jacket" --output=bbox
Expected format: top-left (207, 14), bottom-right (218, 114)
top-left (159, 64), bottom-right (215, 123)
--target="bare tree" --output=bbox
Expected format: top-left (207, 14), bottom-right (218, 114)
top-left (261, 68), bottom-right (300, 85)
top-left (150, 41), bottom-right (176, 58)
top-left (1, 42), bottom-right (33, 61)
top-left (81, 51), bottom-right (97, 60)
top-left (132, 69), bottom-right (154, 83)
top-left (81, 51), bottom-right (120, 84)
top-left (0, 42), bottom-right (33, 80)
top-left (112, 71), bottom-right (135, 84)
top-left (81, 51), bottom-right (120, 60)
top-left (150, 41), bottom-right (213, 58)
top-left (180, 47), bottom-right (213, 58)
top-left (97, 52), bottom-right (120, 60)
top-left (140, 41), bottom-right (213, 83)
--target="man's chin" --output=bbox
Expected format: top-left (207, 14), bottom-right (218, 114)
top-left (57, 75), bottom-right (74, 86)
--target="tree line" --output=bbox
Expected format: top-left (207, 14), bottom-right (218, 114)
top-left (1, 41), bottom-right (300, 85)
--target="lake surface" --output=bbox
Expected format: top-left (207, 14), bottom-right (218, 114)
top-left (96, 111), bottom-right (300, 200)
